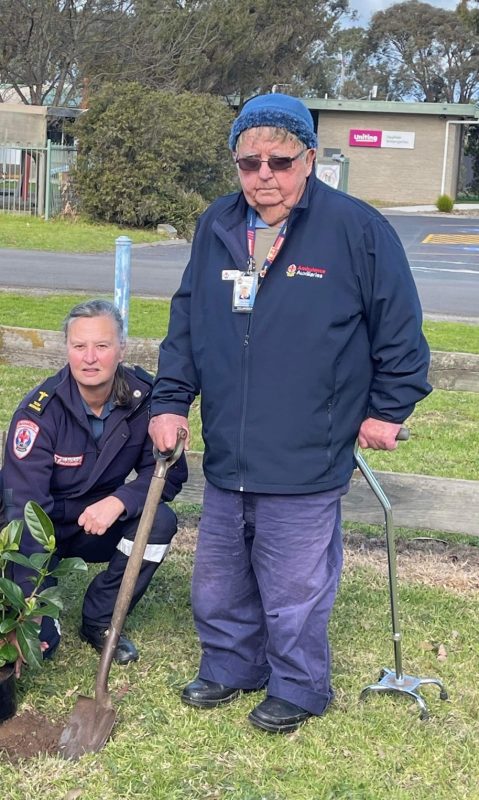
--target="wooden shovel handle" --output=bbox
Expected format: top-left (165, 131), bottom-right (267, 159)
top-left (94, 428), bottom-right (187, 709)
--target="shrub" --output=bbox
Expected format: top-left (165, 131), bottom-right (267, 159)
top-left (0, 502), bottom-right (87, 669)
top-left (71, 83), bottom-right (238, 238)
top-left (436, 194), bottom-right (454, 213)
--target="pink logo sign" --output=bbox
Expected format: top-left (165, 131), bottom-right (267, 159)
top-left (349, 129), bottom-right (382, 147)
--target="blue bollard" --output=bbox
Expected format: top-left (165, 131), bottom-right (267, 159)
top-left (114, 235), bottom-right (132, 338)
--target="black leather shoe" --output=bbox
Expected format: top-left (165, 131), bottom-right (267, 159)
top-left (181, 677), bottom-right (241, 708)
top-left (79, 624), bottom-right (139, 665)
top-left (248, 696), bottom-right (312, 733)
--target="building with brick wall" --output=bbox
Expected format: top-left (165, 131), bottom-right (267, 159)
top-left (306, 99), bottom-right (479, 204)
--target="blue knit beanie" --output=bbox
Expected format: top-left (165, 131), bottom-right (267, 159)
top-left (229, 93), bottom-right (317, 151)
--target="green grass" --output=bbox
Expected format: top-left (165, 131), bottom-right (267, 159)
top-left (0, 292), bottom-right (478, 353)
top-left (0, 290), bottom-right (477, 794)
top-left (0, 293), bottom-right (172, 338)
top-left (367, 389), bottom-right (479, 480)
top-left (423, 320), bottom-right (479, 354)
top-left (1, 551), bottom-right (478, 799)
top-left (0, 215), bottom-right (169, 252)
top-left (0, 367), bottom-right (476, 480)
top-left (0, 292), bottom-right (477, 479)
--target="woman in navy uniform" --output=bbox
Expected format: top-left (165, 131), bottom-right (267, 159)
top-left (1, 299), bottom-right (187, 673)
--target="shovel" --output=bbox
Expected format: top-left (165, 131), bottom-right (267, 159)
top-left (58, 428), bottom-right (187, 760)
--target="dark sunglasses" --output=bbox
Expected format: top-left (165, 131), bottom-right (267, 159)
top-left (235, 148), bottom-right (307, 172)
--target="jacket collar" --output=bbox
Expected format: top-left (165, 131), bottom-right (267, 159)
top-left (212, 177), bottom-right (318, 240)
top-left (54, 365), bottom-right (150, 425)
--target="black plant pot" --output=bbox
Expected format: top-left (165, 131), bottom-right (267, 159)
top-left (0, 665), bottom-right (17, 724)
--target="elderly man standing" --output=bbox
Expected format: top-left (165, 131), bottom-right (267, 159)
top-left (148, 93), bottom-right (431, 733)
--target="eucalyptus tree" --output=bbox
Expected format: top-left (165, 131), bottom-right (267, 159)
top-left (128, 0), bottom-right (350, 102)
top-left (368, 0), bottom-right (479, 102)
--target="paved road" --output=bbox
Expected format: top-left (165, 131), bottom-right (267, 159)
top-left (0, 240), bottom-right (191, 299)
top-left (0, 213), bottom-right (478, 318)
top-left (386, 213), bottom-right (479, 320)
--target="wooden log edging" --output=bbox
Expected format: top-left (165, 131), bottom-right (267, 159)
top-left (0, 438), bottom-right (477, 537)
top-left (181, 452), bottom-right (479, 537)
top-left (0, 325), bottom-right (478, 392)
top-left (0, 326), bottom-right (162, 372)
top-left (427, 350), bottom-right (479, 393)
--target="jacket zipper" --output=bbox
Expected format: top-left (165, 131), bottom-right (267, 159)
top-left (236, 234), bottom-right (287, 489)
top-left (238, 315), bottom-right (253, 490)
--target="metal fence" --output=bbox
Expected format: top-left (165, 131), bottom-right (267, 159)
top-left (0, 141), bottom-right (77, 219)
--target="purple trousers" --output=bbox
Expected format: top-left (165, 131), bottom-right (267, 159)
top-left (192, 481), bottom-right (349, 715)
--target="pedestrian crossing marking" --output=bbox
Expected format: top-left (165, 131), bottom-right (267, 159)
top-left (423, 233), bottom-right (479, 245)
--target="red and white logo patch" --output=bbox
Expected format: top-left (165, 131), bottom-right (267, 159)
top-left (13, 419), bottom-right (40, 460)
top-left (54, 454), bottom-right (84, 467)
top-left (286, 264), bottom-right (327, 279)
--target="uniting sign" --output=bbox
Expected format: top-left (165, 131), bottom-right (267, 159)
top-left (349, 129), bottom-right (415, 149)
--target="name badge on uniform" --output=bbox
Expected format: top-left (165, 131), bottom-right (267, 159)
top-left (222, 269), bottom-right (241, 280)
top-left (232, 273), bottom-right (258, 313)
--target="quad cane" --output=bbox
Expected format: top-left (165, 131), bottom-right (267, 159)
top-left (355, 429), bottom-right (448, 720)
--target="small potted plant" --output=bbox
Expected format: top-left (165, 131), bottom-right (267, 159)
top-left (0, 500), bottom-right (87, 723)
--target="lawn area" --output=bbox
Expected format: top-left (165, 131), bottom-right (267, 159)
top-left (0, 215), bottom-right (168, 252)
top-left (0, 293), bottom-right (477, 795)
top-left (0, 368), bottom-right (477, 481)
top-left (0, 292), bottom-right (477, 480)
top-left (0, 293), bottom-right (172, 338)
top-left (1, 537), bottom-right (478, 799)
top-left (0, 292), bottom-right (478, 352)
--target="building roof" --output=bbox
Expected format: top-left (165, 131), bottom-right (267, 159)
top-left (305, 98), bottom-right (479, 119)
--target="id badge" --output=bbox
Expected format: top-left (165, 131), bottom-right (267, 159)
top-left (232, 273), bottom-right (258, 313)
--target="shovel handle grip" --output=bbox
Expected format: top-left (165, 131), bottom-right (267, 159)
top-left (153, 427), bottom-right (188, 470)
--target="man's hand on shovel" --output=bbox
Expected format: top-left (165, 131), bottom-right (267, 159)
top-left (149, 414), bottom-right (190, 453)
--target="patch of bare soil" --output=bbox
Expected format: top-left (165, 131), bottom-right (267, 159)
top-left (444, 209), bottom-right (479, 217)
top-left (343, 530), bottom-right (479, 593)
top-left (173, 513), bottom-right (479, 594)
top-left (0, 708), bottom-right (64, 763)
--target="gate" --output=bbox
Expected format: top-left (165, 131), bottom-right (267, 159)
top-left (0, 141), bottom-right (77, 218)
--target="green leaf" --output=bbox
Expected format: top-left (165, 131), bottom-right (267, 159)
top-left (19, 620), bottom-right (41, 639)
top-left (0, 642), bottom-right (19, 665)
top-left (24, 596), bottom-right (39, 614)
top-left (0, 577), bottom-right (26, 610)
top-left (3, 551), bottom-right (34, 568)
top-left (51, 557), bottom-right (88, 577)
top-left (0, 519), bottom-right (23, 552)
top-left (24, 501), bottom-right (55, 548)
top-left (16, 624), bottom-right (43, 670)
top-left (38, 586), bottom-right (63, 604)
top-left (34, 600), bottom-right (62, 618)
top-left (29, 553), bottom-right (51, 571)
top-left (0, 618), bottom-right (18, 634)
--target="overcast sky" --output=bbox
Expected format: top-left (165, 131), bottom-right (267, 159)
top-left (347, 0), bottom-right (460, 25)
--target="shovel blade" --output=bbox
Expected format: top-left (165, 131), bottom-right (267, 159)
top-left (58, 695), bottom-right (116, 760)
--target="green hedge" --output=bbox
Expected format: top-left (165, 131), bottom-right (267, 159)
top-left (72, 84), bottom-right (238, 238)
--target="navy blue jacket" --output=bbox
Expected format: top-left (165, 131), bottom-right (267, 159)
top-left (2, 365), bottom-right (187, 594)
top-left (151, 175), bottom-right (431, 494)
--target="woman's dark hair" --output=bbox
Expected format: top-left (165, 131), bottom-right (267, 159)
top-left (62, 299), bottom-right (131, 406)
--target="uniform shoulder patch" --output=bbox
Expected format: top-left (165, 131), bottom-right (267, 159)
top-left (26, 374), bottom-right (61, 415)
top-left (13, 419), bottom-right (40, 460)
